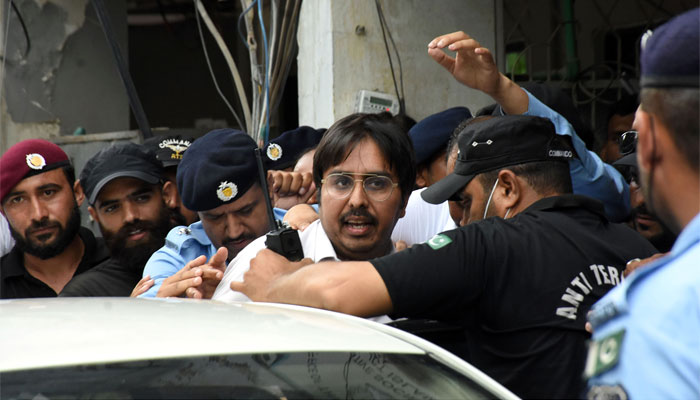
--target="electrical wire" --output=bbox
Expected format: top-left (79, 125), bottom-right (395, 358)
top-left (374, 0), bottom-right (405, 114)
top-left (257, 0), bottom-right (271, 144)
top-left (9, 0), bottom-right (29, 57)
top-left (194, 0), bottom-right (245, 130)
top-left (0, 0), bottom-right (12, 130)
top-left (237, 0), bottom-right (256, 48)
top-left (376, 0), bottom-right (404, 112)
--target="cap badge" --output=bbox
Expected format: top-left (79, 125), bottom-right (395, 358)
top-left (471, 140), bottom-right (493, 147)
top-left (266, 143), bottom-right (283, 161)
top-left (217, 181), bottom-right (238, 202)
top-left (26, 153), bottom-right (47, 170)
top-left (159, 139), bottom-right (191, 160)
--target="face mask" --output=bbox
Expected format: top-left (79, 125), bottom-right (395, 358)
top-left (483, 177), bottom-right (512, 220)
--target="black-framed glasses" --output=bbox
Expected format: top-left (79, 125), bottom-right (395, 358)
top-left (618, 130), bottom-right (638, 155)
top-left (321, 173), bottom-right (398, 202)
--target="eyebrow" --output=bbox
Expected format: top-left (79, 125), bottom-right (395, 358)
top-left (327, 170), bottom-right (392, 178)
top-left (96, 185), bottom-right (155, 208)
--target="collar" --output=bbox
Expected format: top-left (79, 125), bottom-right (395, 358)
top-left (521, 194), bottom-right (608, 219)
top-left (669, 212), bottom-right (700, 257)
top-left (188, 221), bottom-right (213, 246)
top-left (301, 220), bottom-right (338, 262)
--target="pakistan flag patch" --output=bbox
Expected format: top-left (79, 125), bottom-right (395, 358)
top-left (426, 234), bottom-right (452, 250)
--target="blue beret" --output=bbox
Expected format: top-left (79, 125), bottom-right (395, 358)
top-left (641, 8), bottom-right (699, 88)
top-left (265, 126), bottom-right (325, 170)
top-left (177, 129), bottom-right (258, 212)
top-left (408, 107), bottom-right (472, 165)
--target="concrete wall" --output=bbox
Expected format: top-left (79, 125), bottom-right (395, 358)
top-left (298, 0), bottom-right (502, 128)
top-left (1, 0), bottom-right (129, 154)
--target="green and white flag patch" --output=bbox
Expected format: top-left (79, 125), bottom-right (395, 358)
top-left (426, 234), bottom-right (452, 250)
top-left (584, 329), bottom-right (625, 378)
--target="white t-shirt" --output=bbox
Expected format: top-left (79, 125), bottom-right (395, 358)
top-left (0, 214), bottom-right (15, 257)
top-left (213, 219), bottom-right (392, 323)
top-left (391, 188), bottom-right (457, 246)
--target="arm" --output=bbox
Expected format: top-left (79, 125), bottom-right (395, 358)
top-left (429, 31), bottom-right (630, 220)
top-left (139, 248), bottom-right (187, 298)
top-left (267, 170), bottom-right (316, 210)
top-left (230, 249), bottom-right (393, 318)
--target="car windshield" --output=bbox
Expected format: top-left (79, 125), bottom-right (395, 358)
top-left (2, 352), bottom-right (495, 399)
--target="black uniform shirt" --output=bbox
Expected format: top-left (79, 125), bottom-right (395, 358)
top-left (59, 258), bottom-right (142, 297)
top-left (0, 227), bottom-right (110, 299)
top-left (371, 194), bottom-right (657, 399)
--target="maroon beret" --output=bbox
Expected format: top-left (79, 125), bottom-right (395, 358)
top-left (0, 139), bottom-right (70, 204)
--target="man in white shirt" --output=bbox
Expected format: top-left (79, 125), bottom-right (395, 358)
top-left (212, 112), bottom-right (416, 319)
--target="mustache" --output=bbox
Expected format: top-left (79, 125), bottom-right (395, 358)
top-left (340, 208), bottom-right (377, 225)
top-left (222, 233), bottom-right (257, 246)
top-left (631, 204), bottom-right (656, 219)
top-left (25, 218), bottom-right (61, 236)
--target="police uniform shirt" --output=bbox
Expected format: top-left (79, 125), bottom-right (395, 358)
top-left (586, 212), bottom-right (700, 399)
top-left (0, 227), bottom-right (110, 299)
top-left (370, 194), bottom-right (657, 399)
top-left (59, 256), bottom-right (143, 297)
top-left (139, 221), bottom-right (216, 298)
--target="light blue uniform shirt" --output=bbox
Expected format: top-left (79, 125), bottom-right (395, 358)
top-left (586, 212), bottom-right (700, 399)
top-left (523, 90), bottom-right (630, 222)
top-left (140, 221), bottom-right (216, 298)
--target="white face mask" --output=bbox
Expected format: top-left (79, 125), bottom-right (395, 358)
top-left (483, 177), bottom-right (511, 220)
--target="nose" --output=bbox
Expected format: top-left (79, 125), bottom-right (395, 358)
top-left (122, 201), bottom-right (140, 223)
top-left (224, 213), bottom-right (244, 239)
top-left (347, 180), bottom-right (369, 208)
top-left (629, 181), bottom-right (644, 209)
top-left (29, 195), bottom-right (49, 222)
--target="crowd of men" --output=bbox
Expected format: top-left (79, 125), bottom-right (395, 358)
top-left (0, 8), bottom-right (697, 399)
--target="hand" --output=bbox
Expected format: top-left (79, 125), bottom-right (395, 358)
top-left (268, 170), bottom-right (316, 209)
top-left (394, 240), bottom-right (409, 252)
top-left (428, 31), bottom-right (502, 96)
top-left (623, 252), bottom-right (666, 277)
top-left (156, 247), bottom-right (228, 299)
top-left (230, 248), bottom-right (313, 301)
top-left (283, 204), bottom-right (319, 231)
top-left (130, 275), bottom-right (154, 297)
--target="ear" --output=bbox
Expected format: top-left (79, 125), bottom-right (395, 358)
top-left (415, 167), bottom-right (429, 188)
top-left (635, 109), bottom-right (664, 172)
top-left (496, 169), bottom-right (520, 211)
top-left (87, 205), bottom-right (99, 224)
top-left (161, 180), bottom-right (179, 209)
top-left (73, 180), bottom-right (86, 207)
top-left (397, 193), bottom-right (409, 219)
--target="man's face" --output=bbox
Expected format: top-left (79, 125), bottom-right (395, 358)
top-left (416, 150), bottom-right (448, 188)
top-left (90, 177), bottom-right (172, 268)
top-left (198, 184), bottom-right (269, 260)
top-left (2, 168), bottom-right (81, 259)
top-left (600, 113), bottom-right (635, 164)
top-left (319, 138), bottom-right (407, 260)
top-left (446, 147), bottom-right (493, 226)
top-left (162, 168), bottom-right (199, 226)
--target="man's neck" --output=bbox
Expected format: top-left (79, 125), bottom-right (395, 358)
top-left (23, 234), bottom-right (86, 294)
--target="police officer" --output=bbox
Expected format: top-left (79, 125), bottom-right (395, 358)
top-left (229, 115), bottom-right (657, 398)
top-left (0, 140), bottom-right (109, 298)
top-left (586, 8), bottom-right (699, 399)
top-left (138, 129), bottom-right (271, 298)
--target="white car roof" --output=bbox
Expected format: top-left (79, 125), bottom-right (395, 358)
top-left (0, 298), bottom-right (421, 371)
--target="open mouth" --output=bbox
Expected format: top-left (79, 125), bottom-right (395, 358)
top-left (342, 219), bottom-right (375, 236)
top-left (127, 228), bottom-right (148, 241)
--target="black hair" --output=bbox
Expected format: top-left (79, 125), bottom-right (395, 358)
top-left (61, 164), bottom-right (76, 186)
top-left (446, 115), bottom-right (496, 162)
top-left (313, 113), bottom-right (416, 203)
top-left (640, 87), bottom-right (699, 171)
top-left (479, 160), bottom-right (573, 196)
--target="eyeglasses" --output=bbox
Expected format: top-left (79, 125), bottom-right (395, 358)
top-left (321, 173), bottom-right (398, 202)
top-left (618, 130), bottom-right (638, 156)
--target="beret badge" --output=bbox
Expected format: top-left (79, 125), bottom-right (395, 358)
top-left (26, 153), bottom-right (47, 170)
top-left (266, 143), bottom-right (282, 161)
top-left (217, 181), bottom-right (238, 202)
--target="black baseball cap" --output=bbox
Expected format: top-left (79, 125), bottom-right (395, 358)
top-left (421, 115), bottom-right (575, 204)
top-left (143, 135), bottom-right (194, 168)
top-left (80, 142), bottom-right (164, 205)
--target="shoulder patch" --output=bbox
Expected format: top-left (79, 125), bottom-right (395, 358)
top-left (584, 329), bottom-right (626, 378)
top-left (426, 234), bottom-right (452, 250)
